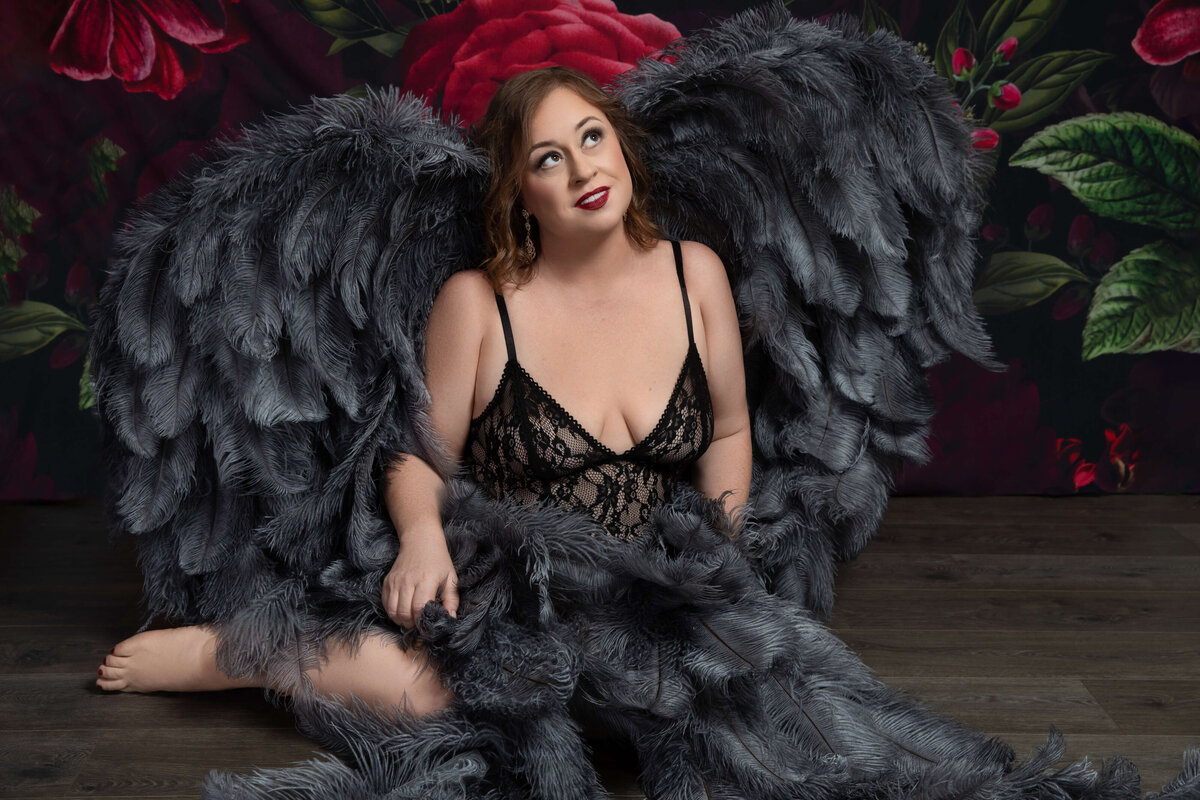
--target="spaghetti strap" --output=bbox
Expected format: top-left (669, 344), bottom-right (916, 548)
top-left (494, 293), bottom-right (517, 362)
top-left (672, 240), bottom-right (695, 345)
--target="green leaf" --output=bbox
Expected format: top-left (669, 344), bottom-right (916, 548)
top-left (363, 29), bottom-right (409, 57)
top-left (1, 236), bottom-right (25, 274)
top-left (1082, 241), bottom-right (1200, 359)
top-left (1010, 112), bottom-right (1200, 235)
top-left (973, 251), bottom-right (1089, 315)
top-left (327, 36), bottom-right (356, 55)
top-left (861, 0), bottom-right (901, 35)
top-left (0, 301), bottom-right (87, 362)
top-left (934, 0), bottom-right (976, 80)
top-left (983, 50), bottom-right (1110, 133)
top-left (79, 354), bottom-right (95, 410)
top-left (290, 0), bottom-right (396, 39)
top-left (86, 137), bottom-right (126, 204)
top-left (977, 0), bottom-right (1067, 59)
top-left (1, 185), bottom-right (41, 237)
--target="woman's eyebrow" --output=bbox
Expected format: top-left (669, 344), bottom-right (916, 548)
top-left (527, 116), bottom-right (602, 155)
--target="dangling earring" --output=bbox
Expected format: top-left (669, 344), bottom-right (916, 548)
top-left (521, 208), bottom-right (536, 263)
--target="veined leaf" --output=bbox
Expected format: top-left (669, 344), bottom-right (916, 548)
top-left (290, 0), bottom-right (395, 40)
top-left (363, 30), bottom-right (409, 57)
top-left (934, 0), bottom-right (976, 80)
top-left (973, 251), bottom-right (1089, 315)
top-left (1083, 240), bottom-right (1200, 359)
top-left (1, 236), bottom-right (25, 274)
top-left (0, 301), bottom-right (87, 362)
top-left (1, 185), bottom-right (40, 237)
top-left (79, 354), bottom-right (95, 410)
top-left (1010, 112), bottom-right (1200, 235)
top-left (861, 0), bottom-right (901, 36)
top-left (984, 50), bottom-right (1110, 133)
top-left (977, 0), bottom-right (1067, 59)
top-left (86, 137), bottom-right (125, 204)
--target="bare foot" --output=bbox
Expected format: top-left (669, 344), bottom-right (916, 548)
top-left (97, 626), bottom-right (260, 693)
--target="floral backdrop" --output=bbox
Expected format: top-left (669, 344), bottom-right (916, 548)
top-left (1, 0), bottom-right (1197, 500)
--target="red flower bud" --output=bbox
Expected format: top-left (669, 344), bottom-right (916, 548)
top-left (1089, 232), bottom-right (1117, 269)
top-left (65, 261), bottom-right (96, 305)
top-left (981, 223), bottom-right (1009, 245)
top-left (1051, 284), bottom-right (1091, 320)
top-left (971, 128), bottom-right (999, 150)
top-left (4, 272), bottom-right (29, 306)
top-left (1067, 214), bottom-right (1095, 256)
top-left (1072, 460), bottom-right (1097, 489)
top-left (1024, 203), bottom-right (1054, 241)
top-left (49, 334), bottom-right (85, 369)
top-left (952, 47), bottom-right (976, 78)
top-left (995, 36), bottom-right (1019, 62)
top-left (989, 82), bottom-right (1022, 110)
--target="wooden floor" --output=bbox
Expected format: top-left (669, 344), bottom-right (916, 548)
top-left (1, 496), bottom-right (1198, 798)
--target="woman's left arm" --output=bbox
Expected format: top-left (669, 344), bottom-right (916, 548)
top-left (684, 242), bottom-right (752, 532)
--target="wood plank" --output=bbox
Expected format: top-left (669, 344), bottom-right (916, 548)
top-left (882, 496), bottom-right (1200, 526)
top-left (881, 677), bottom-right (1118, 733)
top-left (829, 590), bottom-right (1200, 632)
top-left (71, 728), bottom-right (320, 797)
top-left (0, 586), bottom-right (143, 628)
top-left (869, 523), bottom-right (1200, 556)
top-left (831, 630), bottom-right (1200, 679)
top-left (0, 676), bottom-right (297, 731)
top-left (0, 628), bottom-right (126, 675)
top-left (994, 733), bottom-right (1200, 793)
top-left (1177, 524), bottom-right (1200, 548)
top-left (1082, 680), bottom-right (1200, 735)
top-left (836, 554), bottom-right (1200, 591)
top-left (0, 731), bottom-right (97, 798)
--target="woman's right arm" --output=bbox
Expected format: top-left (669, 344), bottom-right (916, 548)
top-left (381, 270), bottom-right (490, 629)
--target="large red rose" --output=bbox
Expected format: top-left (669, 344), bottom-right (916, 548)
top-left (49, 0), bottom-right (248, 100)
top-left (400, 0), bottom-right (680, 125)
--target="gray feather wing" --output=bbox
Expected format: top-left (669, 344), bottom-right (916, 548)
top-left (90, 90), bottom-right (486, 629)
top-left (617, 7), bottom-right (998, 614)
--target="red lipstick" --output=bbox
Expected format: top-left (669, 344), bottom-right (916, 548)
top-left (575, 186), bottom-right (609, 210)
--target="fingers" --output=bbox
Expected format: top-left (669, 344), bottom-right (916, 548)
top-left (442, 574), bottom-right (459, 619)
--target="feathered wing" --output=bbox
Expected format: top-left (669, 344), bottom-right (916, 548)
top-left (90, 90), bottom-right (487, 680)
top-left (617, 6), bottom-right (998, 614)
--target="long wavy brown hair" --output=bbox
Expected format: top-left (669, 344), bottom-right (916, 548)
top-left (471, 67), bottom-right (661, 292)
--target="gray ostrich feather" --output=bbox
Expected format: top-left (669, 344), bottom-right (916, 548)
top-left (90, 5), bottom-right (1200, 800)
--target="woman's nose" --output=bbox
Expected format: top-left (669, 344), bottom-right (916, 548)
top-left (570, 157), bottom-right (596, 184)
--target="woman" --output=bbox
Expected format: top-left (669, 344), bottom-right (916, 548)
top-left (97, 67), bottom-right (750, 722)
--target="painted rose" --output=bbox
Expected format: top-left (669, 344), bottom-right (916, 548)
top-left (0, 407), bottom-right (55, 500)
top-left (1133, 0), bottom-right (1200, 68)
top-left (49, 0), bottom-right (248, 100)
top-left (399, 0), bottom-right (680, 125)
top-left (896, 356), bottom-right (1062, 495)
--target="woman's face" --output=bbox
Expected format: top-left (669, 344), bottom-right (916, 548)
top-left (518, 86), bottom-right (632, 245)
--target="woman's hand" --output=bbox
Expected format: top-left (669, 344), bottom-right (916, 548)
top-left (381, 527), bottom-right (460, 629)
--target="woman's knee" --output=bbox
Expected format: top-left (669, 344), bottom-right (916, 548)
top-left (304, 633), bottom-right (453, 716)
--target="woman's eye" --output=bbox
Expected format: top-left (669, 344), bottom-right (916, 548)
top-left (583, 128), bottom-right (602, 146)
top-left (537, 152), bottom-right (561, 169)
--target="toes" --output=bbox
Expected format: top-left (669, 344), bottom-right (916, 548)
top-left (96, 666), bottom-right (129, 692)
top-left (110, 637), bottom-right (139, 658)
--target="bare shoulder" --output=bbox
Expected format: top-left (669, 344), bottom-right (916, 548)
top-left (428, 268), bottom-right (493, 330)
top-left (677, 240), bottom-right (733, 305)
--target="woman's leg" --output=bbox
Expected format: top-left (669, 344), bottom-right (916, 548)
top-left (97, 627), bottom-right (453, 715)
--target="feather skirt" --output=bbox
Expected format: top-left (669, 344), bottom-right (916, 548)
top-left (197, 480), bottom-right (1200, 800)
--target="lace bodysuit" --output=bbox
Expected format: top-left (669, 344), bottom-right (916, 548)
top-left (466, 240), bottom-right (715, 540)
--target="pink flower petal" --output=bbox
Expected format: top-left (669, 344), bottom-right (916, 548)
top-left (195, 4), bottom-right (247, 53)
top-left (49, 0), bottom-right (116, 80)
top-left (124, 27), bottom-right (196, 98)
top-left (1133, 0), bottom-right (1200, 65)
top-left (132, 0), bottom-right (226, 45)
top-left (109, 0), bottom-right (156, 82)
